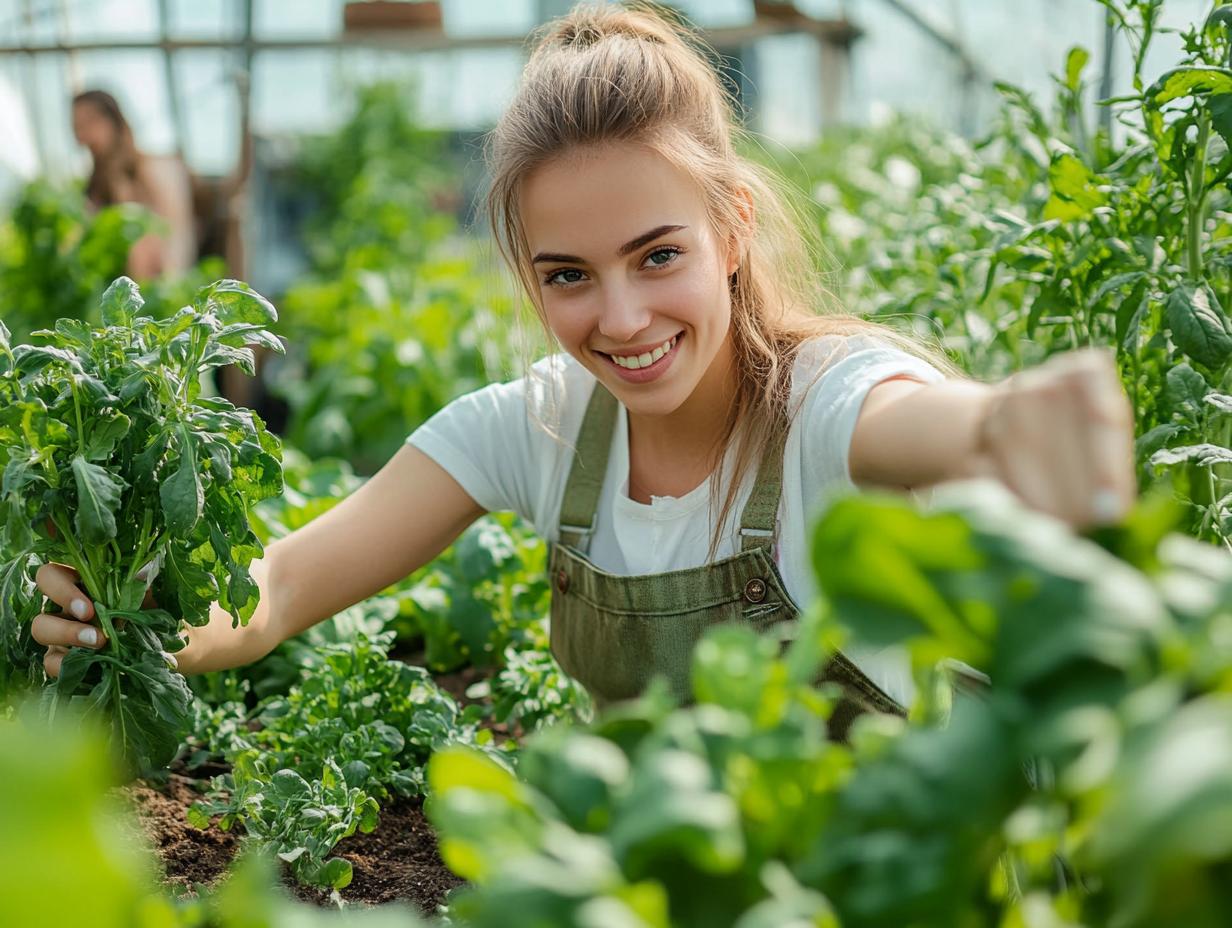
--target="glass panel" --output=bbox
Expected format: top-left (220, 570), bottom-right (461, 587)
top-left (443, 0), bottom-right (533, 37)
top-left (67, 0), bottom-right (160, 43)
top-left (444, 46), bottom-right (524, 129)
top-left (756, 33), bottom-right (820, 145)
top-left (168, 0), bottom-right (242, 41)
top-left (73, 51), bottom-right (174, 153)
top-left (254, 0), bottom-right (342, 39)
top-left (173, 50), bottom-right (238, 175)
top-left (673, 0), bottom-right (751, 28)
top-left (8, 0), bottom-right (56, 44)
top-left (0, 0), bottom-right (24, 44)
top-left (28, 52), bottom-right (74, 180)
top-left (252, 49), bottom-right (340, 134)
top-left (0, 61), bottom-right (38, 186)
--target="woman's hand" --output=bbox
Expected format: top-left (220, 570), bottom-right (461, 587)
top-left (972, 348), bottom-right (1136, 528)
top-left (30, 563), bottom-right (165, 678)
top-left (31, 563), bottom-right (109, 678)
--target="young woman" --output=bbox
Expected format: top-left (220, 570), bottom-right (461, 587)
top-left (35, 4), bottom-right (1134, 735)
top-left (71, 89), bottom-right (196, 279)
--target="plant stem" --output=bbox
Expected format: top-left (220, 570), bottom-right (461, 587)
top-left (1187, 111), bottom-right (1212, 281)
top-left (70, 379), bottom-right (85, 456)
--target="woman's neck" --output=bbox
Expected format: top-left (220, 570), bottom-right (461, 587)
top-left (626, 334), bottom-right (737, 500)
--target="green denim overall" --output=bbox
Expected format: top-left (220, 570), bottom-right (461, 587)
top-left (547, 384), bottom-right (906, 742)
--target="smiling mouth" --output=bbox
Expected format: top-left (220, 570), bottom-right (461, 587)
top-left (596, 332), bottom-right (683, 370)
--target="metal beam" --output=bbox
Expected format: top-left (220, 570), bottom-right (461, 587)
top-left (157, 0), bottom-right (186, 160)
top-left (0, 18), bottom-right (862, 56)
top-left (18, 0), bottom-right (46, 168)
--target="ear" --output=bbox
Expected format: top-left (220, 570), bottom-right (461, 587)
top-left (725, 186), bottom-right (755, 277)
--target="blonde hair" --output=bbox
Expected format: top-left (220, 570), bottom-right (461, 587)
top-left (484, 1), bottom-right (957, 556)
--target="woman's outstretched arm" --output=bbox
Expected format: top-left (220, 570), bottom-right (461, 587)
top-left (849, 348), bottom-right (1136, 528)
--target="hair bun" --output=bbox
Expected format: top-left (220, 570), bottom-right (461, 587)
top-left (543, 2), bottom-right (687, 50)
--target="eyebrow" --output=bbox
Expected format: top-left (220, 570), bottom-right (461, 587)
top-left (530, 224), bottom-right (688, 265)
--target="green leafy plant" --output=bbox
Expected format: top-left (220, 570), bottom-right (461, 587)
top-left (189, 632), bottom-right (508, 891)
top-left (470, 642), bottom-right (592, 735)
top-left (425, 479), bottom-right (1232, 928)
top-left (0, 276), bottom-right (284, 772)
top-left (0, 700), bottom-right (428, 926)
top-left (268, 82), bottom-right (524, 472)
top-left (0, 180), bottom-right (150, 344)
top-left (394, 512), bottom-right (553, 672)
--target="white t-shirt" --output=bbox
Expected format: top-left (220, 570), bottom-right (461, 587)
top-left (407, 334), bottom-right (945, 705)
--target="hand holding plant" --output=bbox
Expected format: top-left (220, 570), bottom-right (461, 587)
top-left (0, 276), bottom-right (285, 773)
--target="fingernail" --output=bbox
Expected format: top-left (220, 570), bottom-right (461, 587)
top-left (78, 627), bottom-right (99, 647)
top-left (71, 599), bottom-right (90, 619)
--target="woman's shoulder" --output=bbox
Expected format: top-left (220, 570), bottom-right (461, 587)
top-left (477, 351), bottom-right (597, 434)
top-left (793, 330), bottom-right (906, 370)
top-left (789, 329), bottom-right (945, 406)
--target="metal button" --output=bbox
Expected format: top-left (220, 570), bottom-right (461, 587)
top-left (743, 577), bottom-right (767, 604)
top-left (556, 568), bottom-right (570, 595)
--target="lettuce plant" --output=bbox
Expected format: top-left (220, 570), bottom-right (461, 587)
top-left (0, 276), bottom-right (284, 772)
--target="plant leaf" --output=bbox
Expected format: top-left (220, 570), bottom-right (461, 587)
top-left (71, 455), bottom-right (125, 545)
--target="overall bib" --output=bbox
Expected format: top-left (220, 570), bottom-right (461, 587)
top-left (547, 384), bottom-right (906, 742)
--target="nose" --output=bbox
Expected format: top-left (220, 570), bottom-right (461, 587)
top-left (596, 283), bottom-right (653, 344)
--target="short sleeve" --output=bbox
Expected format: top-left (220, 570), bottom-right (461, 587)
top-left (406, 378), bottom-right (535, 518)
top-left (795, 334), bottom-right (947, 497)
top-left (405, 354), bottom-right (591, 535)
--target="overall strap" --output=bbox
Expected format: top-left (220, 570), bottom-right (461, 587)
top-left (738, 422), bottom-right (788, 553)
top-left (558, 383), bottom-right (618, 552)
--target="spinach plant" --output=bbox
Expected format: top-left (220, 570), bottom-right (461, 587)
top-left (0, 276), bottom-right (284, 772)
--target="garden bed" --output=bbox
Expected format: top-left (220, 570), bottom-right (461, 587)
top-left (118, 659), bottom-right (504, 914)
top-left (124, 773), bottom-right (462, 913)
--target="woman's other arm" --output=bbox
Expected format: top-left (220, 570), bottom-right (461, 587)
top-left (848, 348), bottom-right (1136, 528)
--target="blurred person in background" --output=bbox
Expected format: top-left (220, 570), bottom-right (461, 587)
top-left (71, 88), bottom-right (196, 279)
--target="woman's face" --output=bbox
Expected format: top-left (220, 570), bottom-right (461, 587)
top-left (520, 142), bottom-right (740, 419)
top-left (72, 102), bottom-right (117, 157)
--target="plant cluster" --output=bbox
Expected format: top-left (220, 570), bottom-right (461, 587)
top-left (0, 277), bottom-right (284, 771)
top-left (0, 180), bottom-right (149, 344)
top-left (394, 512), bottom-right (554, 672)
top-left (267, 82), bottom-right (524, 472)
top-left (0, 703), bottom-right (428, 927)
top-left (786, 1), bottom-right (1232, 547)
top-left (188, 632), bottom-right (508, 890)
top-left (427, 481), bottom-right (1232, 927)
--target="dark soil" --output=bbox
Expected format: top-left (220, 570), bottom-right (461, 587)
top-left (125, 773), bottom-right (238, 889)
top-left (288, 798), bottom-right (465, 912)
top-left (122, 771), bottom-right (464, 914)
top-left (119, 655), bottom-right (511, 913)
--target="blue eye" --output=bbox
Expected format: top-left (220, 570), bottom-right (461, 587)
top-left (542, 245), bottom-right (684, 289)
top-left (544, 268), bottom-right (585, 287)
top-left (645, 245), bottom-right (683, 267)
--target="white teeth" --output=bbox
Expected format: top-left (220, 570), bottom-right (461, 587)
top-left (609, 336), bottom-right (678, 370)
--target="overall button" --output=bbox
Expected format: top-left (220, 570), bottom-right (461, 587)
top-left (743, 577), bottom-right (767, 604)
top-left (556, 568), bottom-right (570, 594)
